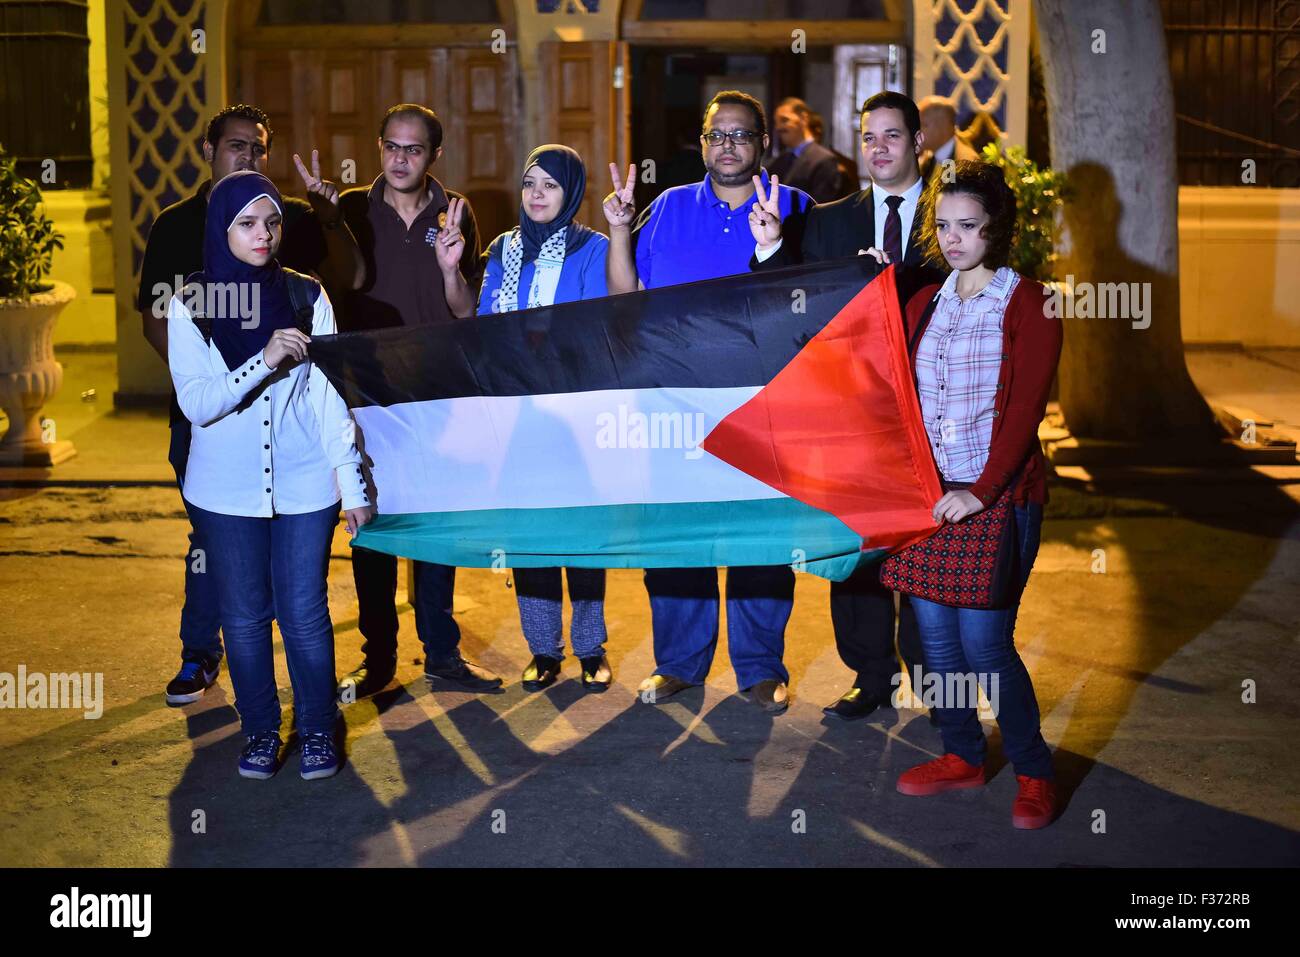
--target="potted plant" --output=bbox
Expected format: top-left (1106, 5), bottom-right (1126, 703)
top-left (978, 142), bottom-right (1070, 282)
top-left (0, 144), bottom-right (75, 466)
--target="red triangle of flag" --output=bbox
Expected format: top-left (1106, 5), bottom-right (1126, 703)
top-left (702, 265), bottom-right (942, 552)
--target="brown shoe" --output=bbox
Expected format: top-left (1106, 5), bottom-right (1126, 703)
top-left (636, 673), bottom-right (696, 704)
top-left (747, 679), bottom-right (789, 714)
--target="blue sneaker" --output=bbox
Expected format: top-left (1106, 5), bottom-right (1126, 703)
top-left (299, 732), bottom-right (340, 780)
top-left (166, 655), bottom-right (221, 706)
top-left (238, 731), bottom-right (282, 780)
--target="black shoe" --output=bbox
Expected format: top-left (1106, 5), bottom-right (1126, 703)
top-left (424, 655), bottom-right (504, 691)
top-left (337, 658), bottom-right (397, 702)
top-left (822, 687), bottom-right (889, 721)
top-left (166, 654), bottom-right (221, 706)
top-left (521, 655), bottom-right (563, 691)
top-left (579, 654), bottom-right (612, 692)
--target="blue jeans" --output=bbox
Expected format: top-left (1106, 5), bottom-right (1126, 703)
top-left (911, 503), bottom-right (1053, 779)
top-left (644, 565), bottom-right (794, 689)
top-left (514, 566), bottom-right (607, 659)
top-left (188, 500), bottom-right (341, 736)
top-left (167, 407), bottom-right (222, 662)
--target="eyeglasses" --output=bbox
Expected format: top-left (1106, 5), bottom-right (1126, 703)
top-left (701, 129), bottom-right (760, 147)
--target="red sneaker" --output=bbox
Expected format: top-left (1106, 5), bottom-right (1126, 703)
top-left (1012, 775), bottom-right (1059, 829)
top-left (896, 753), bottom-right (986, 796)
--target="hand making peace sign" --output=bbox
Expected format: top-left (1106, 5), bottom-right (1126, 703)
top-left (293, 149), bottom-right (342, 225)
top-left (748, 173), bottom-right (784, 249)
top-left (435, 195), bottom-right (467, 272)
top-left (602, 163), bottom-right (638, 229)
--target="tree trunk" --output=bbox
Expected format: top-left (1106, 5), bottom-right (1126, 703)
top-left (1035, 0), bottom-right (1217, 440)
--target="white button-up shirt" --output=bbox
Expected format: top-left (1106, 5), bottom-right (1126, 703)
top-left (168, 286), bottom-right (368, 517)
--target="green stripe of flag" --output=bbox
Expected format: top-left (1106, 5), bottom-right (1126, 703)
top-left (351, 498), bottom-right (886, 582)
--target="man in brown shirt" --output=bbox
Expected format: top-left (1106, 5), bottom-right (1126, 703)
top-left (334, 103), bottom-right (501, 699)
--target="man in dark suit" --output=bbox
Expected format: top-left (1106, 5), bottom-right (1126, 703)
top-left (808, 110), bottom-right (861, 200)
top-left (918, 95), bottom-right (980, 184)
top-left (769, 98), bottom-right (848, 204)
top-left (748, 90), bottom-right (943, 723)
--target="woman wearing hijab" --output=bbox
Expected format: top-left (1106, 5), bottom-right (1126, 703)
top-left (476, 145), bottom-right (612, 693)
top-left (168, 170), bottom-right (373, 781)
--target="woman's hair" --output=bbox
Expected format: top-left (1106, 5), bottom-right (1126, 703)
top-left (920, 159), bottom-right (1017, 270)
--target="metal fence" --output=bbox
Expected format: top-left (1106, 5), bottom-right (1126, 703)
top-left (1163, 0), bottom-right (1300, 187)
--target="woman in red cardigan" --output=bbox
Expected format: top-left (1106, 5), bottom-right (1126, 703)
top-left (866, 160), bottom-right (1063, 828)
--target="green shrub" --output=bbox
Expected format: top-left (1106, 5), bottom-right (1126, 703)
top-left (980, 143), bottom-right (1069, 281)
top-left (0, 145), bottom-right (64, 299)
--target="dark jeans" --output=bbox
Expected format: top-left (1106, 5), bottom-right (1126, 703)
top-left (829, 562), bottom-right (921, 699)
top-left (644, 565), bottom-right (794, 689)
top-left (350, 547), bottom-right (460, 665)
top-left (167, 409), bottom-right (222, 663)
top-left (188, 500), bottom-right (340, 736)
top-left (911, 503), bottom-right (1053, 779)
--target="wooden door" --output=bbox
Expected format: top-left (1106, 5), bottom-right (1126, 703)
top-left (538, 40), bottom-right (630, 231)
top-left (446, 47), bottom-right (519, 248)
top-left (236, 46), bottom-right (519, 245)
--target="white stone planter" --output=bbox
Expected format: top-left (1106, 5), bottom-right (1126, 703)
top-left (0, 280), bottom-right (77, 466)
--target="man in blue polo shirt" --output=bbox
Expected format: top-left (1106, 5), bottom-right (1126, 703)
top-left (604, 90), bottom-right (813, 713)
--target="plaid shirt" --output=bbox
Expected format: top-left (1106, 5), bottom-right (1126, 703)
top-left (915, 266), bottom-right (1020, 483)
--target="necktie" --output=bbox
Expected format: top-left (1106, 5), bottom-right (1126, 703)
top-left (882, 194), bottom-right (904, 265)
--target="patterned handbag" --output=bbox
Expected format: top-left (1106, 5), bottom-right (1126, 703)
top-left (878, 479), bottom-right (1019, 609)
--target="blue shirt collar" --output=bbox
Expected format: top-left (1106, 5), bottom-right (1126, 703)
top-left (699, 168), bottom-right (769, 210)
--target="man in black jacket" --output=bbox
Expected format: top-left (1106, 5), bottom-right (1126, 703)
top-left (748, 90), bottom-right (942, 723)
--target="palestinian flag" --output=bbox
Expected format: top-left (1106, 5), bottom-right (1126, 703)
top-left (310, 259), bottom-right (941, 581)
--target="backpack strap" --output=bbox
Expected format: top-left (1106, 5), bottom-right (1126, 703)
top-left (283, 268), bottom-right (321, 334)
top-left (186, 283), bottom-right (212, 344)
top-left (191, 312), bottom-right (212, 344)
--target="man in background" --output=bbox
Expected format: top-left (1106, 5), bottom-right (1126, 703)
top-left (769, 97), bottom-right (847, 203)
top-left (749, 90), bottom-right (943, 724)
top-left (918, 95), bottom-right (978, 183)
